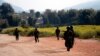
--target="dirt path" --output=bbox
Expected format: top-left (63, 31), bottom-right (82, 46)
top-left (0, 34), bottom-right (100, 56)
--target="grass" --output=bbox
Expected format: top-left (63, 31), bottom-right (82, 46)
top-left (1, 25), bottom-right (100, 39)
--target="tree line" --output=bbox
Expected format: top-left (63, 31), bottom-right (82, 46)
top-left (0, 3), bottom-right (100, 29)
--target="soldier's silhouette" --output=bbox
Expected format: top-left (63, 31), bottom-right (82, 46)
top-left (55, 27), bottom-right (60, 40)
top-left (14, 28), bottom-right (20, 41)
top-left (33, 28), bottom-right (39, 43)
top-left (0, 28), bottom-right (2, 32)
top-left (70, 26), bottom-right (75, 48)
top-left (63, 26), bottom-right (75, 51)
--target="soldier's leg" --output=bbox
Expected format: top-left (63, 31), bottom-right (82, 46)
top-left (36, 36), bottom-right (39, 42)
top-left (57, 37), bottom-right (59, 40)
top-left (57, 34), bottom-right (59, 40)
top-left (37, 36), bottom-right (39, 42)
top-left (67, 40), bottom-right (71, 51)
top-left (16, 36), bottom-right (18, 40)
top-left (71, 38), bottom-right (75, 48)
top-left (70, 38), bottom-right (74, 48)
top-left (35, 37), bottom-right (37, 43)
top-left (17, 35), bottom-right (19, 40)
top-left (15, 36), bottom-right (17, 40)
top-left (67, 47), bottom-right (70, 51)
top-left (36, 37), bottom-right (39, 43)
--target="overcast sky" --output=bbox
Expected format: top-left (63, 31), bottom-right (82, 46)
top-left (4, 0), bottom-right (95, 11)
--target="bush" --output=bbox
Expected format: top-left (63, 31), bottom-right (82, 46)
top-left (39, 32), bottom-right (54, 37)
top-left (1, 27), bottom-right (34, 36)
top-left (1, 25), bottom-right (100, 39)
top-left (74, 31), bottom-right (80, 37)
top-left (1, 27), bottom-right (16, 35)
top-left (79, 30), bottom-right (97, 39)
top-left (95, 26), bottom-right (100, 36)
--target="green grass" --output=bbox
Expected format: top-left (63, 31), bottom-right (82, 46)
top-left (1, 25), bottom-right (100, 39)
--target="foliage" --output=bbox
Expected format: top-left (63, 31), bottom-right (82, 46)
top-left (1, 25), bottom-right (100, 39)
top-left (0, 2), bottom-right (100, 28)
top-left (0, 3), bottom-right (14, 18)
top-left (0, 2), bottom-right (15, 27)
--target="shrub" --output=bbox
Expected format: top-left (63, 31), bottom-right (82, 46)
top-left (1, 27), bottom-right (34, 36)
top-left (74, 31), bottom-right (80, 37)
top-left (1, 27), bottom-right (16, 35)
top-left (1, 25), bottom-right (100, 39)
top-left (39, 32), bottom-right (54, 37)
top-left (95, 26), bottom-right (100, 36)
top-left (79, 30), bottom-right (97, 39)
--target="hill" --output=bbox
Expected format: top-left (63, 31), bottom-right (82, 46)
top-left (65, 0), bottom-right (100, 10)
top-left (0, 0), bottom-right (23, 12)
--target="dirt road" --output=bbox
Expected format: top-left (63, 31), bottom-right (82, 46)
top-left (0, 34), bottom-right (100, 56)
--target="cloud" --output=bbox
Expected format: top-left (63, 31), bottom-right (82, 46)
top-left (4, 0), bottom-right (93, 11)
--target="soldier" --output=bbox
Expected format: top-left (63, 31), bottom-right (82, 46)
top-left (14, 28), bottom-right (20, 41)
top-left (34, 28), bottom-right (39, 43)
top-left (70, 26), bottom-right (75, 48)
top-left (55, 27), bottom-right (60, 40)
top-left (63, 26), bottom-right (75, 51)
top-left (0, 28), bottom-right (2, 32)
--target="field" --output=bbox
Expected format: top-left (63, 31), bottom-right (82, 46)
top-left (1, 25), bottom-right (100, 39)
top-left (0, 34), bottom-right (100, 56)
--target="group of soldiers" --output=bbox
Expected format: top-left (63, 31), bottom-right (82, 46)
top-left (13, 28), bottom-right (39, 43)
top-left (55, 26), bottom-right (75, 51)
top-left (14, 26), bottom-right (75, 51)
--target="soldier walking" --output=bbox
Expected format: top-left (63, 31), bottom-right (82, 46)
top-left (14, 28), bottom-right (20, 41)
top-left (34, 28), bottom-right (40, 43)
top-left (55, 27), bottom-right (60, 40)
top-left (63, 26), bottom-right (75, 51)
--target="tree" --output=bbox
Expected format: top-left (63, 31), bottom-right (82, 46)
top-left (95, 10), bottom-right (100, 25)
top-left (35, 11), bottom-right (41, 18)
top-left (0, 3), bottom-right (15, 27)
top-left (43, 9), bottom-right (61, 26)
top-left (0, 3), bottom-right (14, 19)
top-left (66, 9), bottom-right (78, 25)
top-left (43, 9), bottom-right (52, 26)
top-left (29, 9), bottom-right (35, 18)
top-left (0, 19), bottom-right (9, 28)
top-left (28, 17), bottom-right (34, 26)
top-left (78, 9), bottom-right (94, 25)
top-left (58, 10), bottom-right (66, 25)
top-left (19, 19), bottom-right (28, 27)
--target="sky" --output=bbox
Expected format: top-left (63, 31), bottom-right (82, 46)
top-left (4, 0), bottom-right (95, 11)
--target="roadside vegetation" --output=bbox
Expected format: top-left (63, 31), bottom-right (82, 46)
top-left (1, 25), bottom-right (100, 39)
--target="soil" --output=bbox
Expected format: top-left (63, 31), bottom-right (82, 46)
top-left (0, 34), bottom-right (100, 56)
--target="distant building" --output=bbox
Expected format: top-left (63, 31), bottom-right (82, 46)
top-left (35, 16), bottom-right (44, 27)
